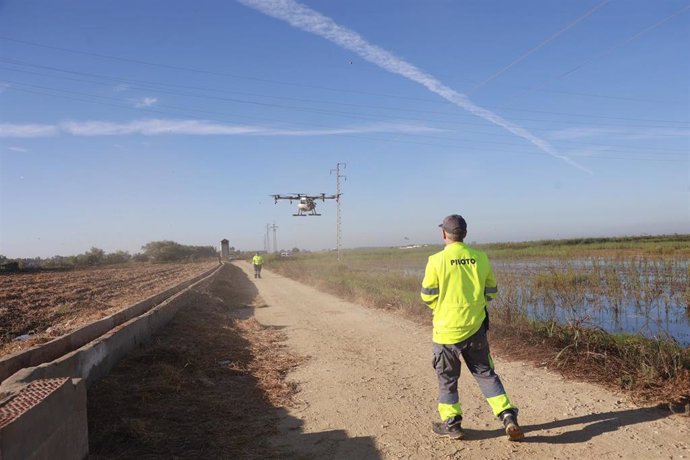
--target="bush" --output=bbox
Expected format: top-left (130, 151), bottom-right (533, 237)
top-left (78, 247), bottom-right (106, 266)
top-left (132, 253), bottom-right (149, 262)
top-left (105, 250), bottom-right (131, 265)
top-left (141, 241), bottom-right (217, 262)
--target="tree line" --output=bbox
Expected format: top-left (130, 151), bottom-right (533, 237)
top-left (0, 241), bottom-right (218, 271)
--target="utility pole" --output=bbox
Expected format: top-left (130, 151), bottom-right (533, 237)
top-left (270, 222), bottom-right (279, 254)
top-left (330, 162), bottom-right (346, 261)
top-left (265, 223), bottom-right (270, 253)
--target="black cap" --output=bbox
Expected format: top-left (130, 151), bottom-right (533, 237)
top-left (439, 214), bottom-right (467, 233)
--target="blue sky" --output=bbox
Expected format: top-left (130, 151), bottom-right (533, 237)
top-left (0, 0), bottom-right (688, 258)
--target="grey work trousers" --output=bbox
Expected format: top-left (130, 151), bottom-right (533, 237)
top-left (432, 325), bottom-right (507, 405)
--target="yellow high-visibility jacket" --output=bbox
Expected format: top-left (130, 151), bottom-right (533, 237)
top-left (252, 255), bottom-right (264, 265)
top-left (420, 242), bottom-right (497, 344)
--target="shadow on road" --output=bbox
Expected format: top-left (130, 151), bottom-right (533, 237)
top-left (520, 406), bottom-right (672, 444)
top-left (462, 405), bottom-right (671, 444)
top-left (88, 263), bottom-right (380, 459)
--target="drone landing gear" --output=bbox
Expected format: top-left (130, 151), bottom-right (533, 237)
top-left (293, 213), bottom-right (321, 216)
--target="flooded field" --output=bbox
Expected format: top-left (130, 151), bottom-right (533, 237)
top-left (404, 256), bottom-right (690, 346)
top-left (495, 257), bottom-right (689, 345)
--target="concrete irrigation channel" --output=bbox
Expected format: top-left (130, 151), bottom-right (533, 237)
top-left (0, 263), bottom-right (223, 460)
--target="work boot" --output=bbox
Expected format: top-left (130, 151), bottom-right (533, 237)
top-left (431, 415), bottom-right (464, 440)
top-left (499, 410), bottom-right (524, 441)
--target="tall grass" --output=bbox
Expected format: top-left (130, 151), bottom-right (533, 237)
top-left (481, 234), bottom-right (690, 258)
top-left (267, 253), bottom-right (423, 316)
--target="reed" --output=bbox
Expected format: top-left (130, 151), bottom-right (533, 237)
top-left (481, 234), bottom-right (690, 259)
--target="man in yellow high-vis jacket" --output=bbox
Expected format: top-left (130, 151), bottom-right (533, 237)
top-left (421, 214), bottom-right (524, 441)
top-left (252, 253), bottom-right (264, 279)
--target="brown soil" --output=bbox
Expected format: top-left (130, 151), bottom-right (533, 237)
top-left (88, 264), bottom-right (305, 459)
top-left (0, 261), bottom-right (218, 357)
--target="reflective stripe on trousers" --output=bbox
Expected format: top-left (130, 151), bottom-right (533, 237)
top-left (432, 325), bottom-right (516, 418)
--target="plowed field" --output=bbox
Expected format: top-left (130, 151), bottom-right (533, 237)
top-left (0, 261), bottom-right (219, 357)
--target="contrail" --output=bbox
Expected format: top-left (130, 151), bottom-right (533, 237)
top-left (237, 0), bottom-right (592, 174)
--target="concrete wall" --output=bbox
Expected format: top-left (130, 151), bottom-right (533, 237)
top-left (0, 263), bottom-right (223, 460)
top-left (0, 378), bottom-right (87, 460)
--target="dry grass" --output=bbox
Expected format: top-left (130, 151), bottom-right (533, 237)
top-left (88, 265), bottom-right (305, 459)
top-left (488, 317), bottom-right (690, 415)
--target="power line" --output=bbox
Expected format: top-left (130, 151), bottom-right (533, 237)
top-left (1, 34), bottom-right (467, 103)
top-left (1, 36), bottom-right (686, 112)
top-left (4, 56), bottom-right (690, 136)
top-left (495, 85), bottom-right (683, 105)
top-left (468, 0), bottom-right (610, 95)
top-left (5, 81), bottom-right (687, 162)
top-left (3, 56), bottom-right (688, 127)
top-left (502, 3), bottom-right (690, 108)
top-left (558, 3), bottom-right (690, 79)
top-left (0, 19), bottom-right (685, 171)
top-left (4, 84), bottom-right (687, 163)
top-left (2, 57), bottom-right (688, 129)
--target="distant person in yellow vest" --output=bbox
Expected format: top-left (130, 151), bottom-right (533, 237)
top-left (252, 253), bottom-right (264, 279)
top-left (421, 214), bottom-right (524, 441)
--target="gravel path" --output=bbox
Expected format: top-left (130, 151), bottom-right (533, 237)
top-left (235, 261), bottom-right (690, 460)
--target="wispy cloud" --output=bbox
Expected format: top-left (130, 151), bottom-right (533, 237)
top-left (236, 0), bottom-right (591, 174)
top-left (549, 127), bottom-right (618, 141)
top-left (7, 146), bottom-right (28, 153)
top-left (133, 97), bottom-right (158, 108)
top-left (0, 119), bottom-right (440, 137)
top-left (0, 123), bottom-right (58, 138)
top-left (0, 82), bottom-right (10, 93)
top-left (623, 129), bottom-right (690, 141)
top-left (550, 127), bottom-right (690, 141)
top-left (113, 84), bottom-right (130, 93)
top-left (266, 122), bottom-right (443, 136)
top-left (563, 145), bottom-right (613, 158)
top-left (62, 119), bottom-right (260, 136)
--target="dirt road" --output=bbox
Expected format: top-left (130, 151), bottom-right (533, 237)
top-left (234, 262), bottom-right (689, 459)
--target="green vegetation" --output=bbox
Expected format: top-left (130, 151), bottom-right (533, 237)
top-left (266, 235), bottom-right (690, 405)
top-left (141, 241), bottom-right (216, 263)
top-left (479, 234), bottom-right (690, 258)
top-left (0, 240), bottom-right (218, 271)
top-left (531, 270), bottom-right (592, 290)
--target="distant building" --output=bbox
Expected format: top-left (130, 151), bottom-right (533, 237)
top-left (220, 239), bottom-right (230, 258)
